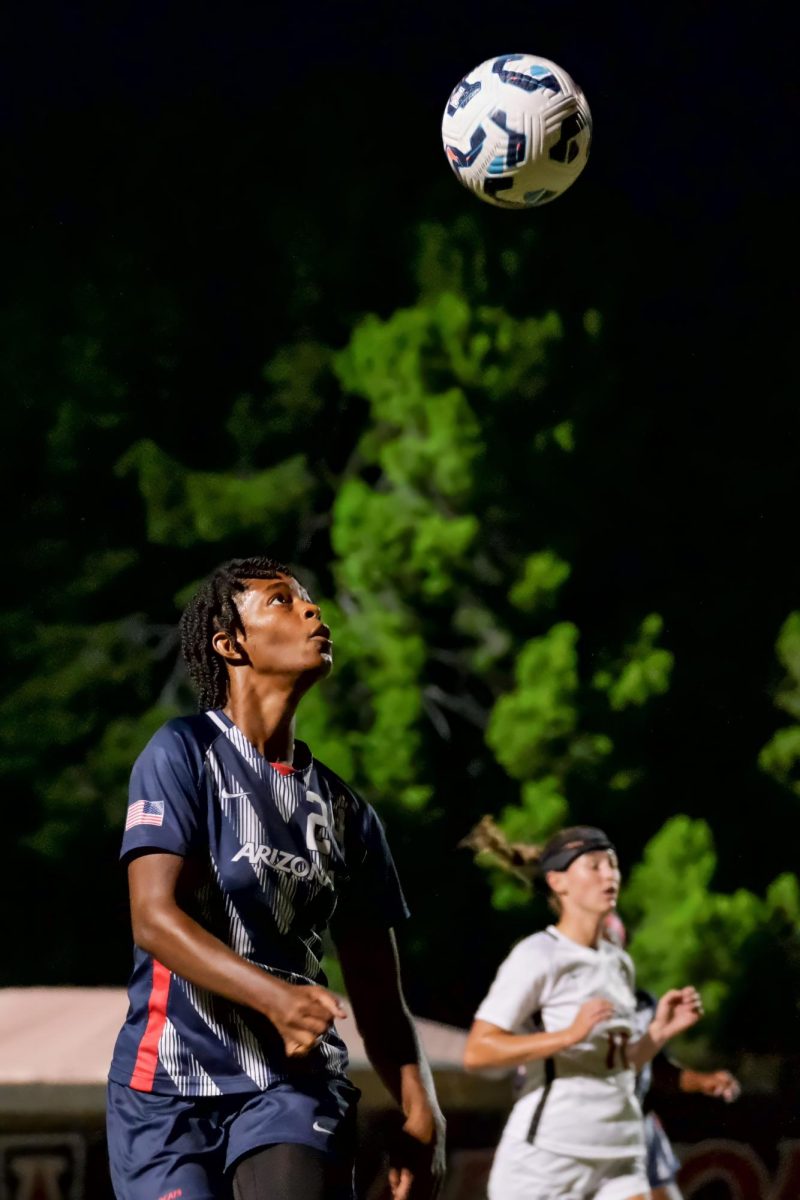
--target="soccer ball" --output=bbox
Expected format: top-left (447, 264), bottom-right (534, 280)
top-left (441, 53), bottom-right (592, 209)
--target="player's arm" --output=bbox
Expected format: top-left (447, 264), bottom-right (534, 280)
top-left (464, 998), bottom-right (615, 1071)
top-left (128, 850), bottom-right (345, 1056)
top-left (649, 1045), bottom-right (740, 1101)
top-left (336, 925), bottom-right (446, 1200)
top-left (628, 987), bottom-right (704, 1070)
top-left (679, 1067), bottom-right (741, 1101)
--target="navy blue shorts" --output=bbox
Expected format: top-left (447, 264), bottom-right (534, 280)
top-left (106, 1075), bottom-right (359, 1200)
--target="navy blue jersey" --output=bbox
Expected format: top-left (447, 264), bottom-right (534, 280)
top-left (109, 710), bottom-right (409, 1096)
top-left (633, 990), bottom-right (657, 1105)
top-left (644, 1112), bottom-right (681, 1187)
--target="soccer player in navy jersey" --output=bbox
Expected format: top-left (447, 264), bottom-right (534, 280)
top-left (106, 557), bottom-right (446, 1200)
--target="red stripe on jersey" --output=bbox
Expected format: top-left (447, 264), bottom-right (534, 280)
top-left (129, 960), bottom-right (171, 1091)
top-left (270, 761), bottom-right (296, 776)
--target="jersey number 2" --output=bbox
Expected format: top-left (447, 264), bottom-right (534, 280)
top-left (306, 792), bottom-right (331, 856)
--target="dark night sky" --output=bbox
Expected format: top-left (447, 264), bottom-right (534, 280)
top-left (4, 2), bottom-right (795, 413)
top-left (2, 2), bottom-right (794, 336)
top-left (4, 3), bottom-right (796, 208)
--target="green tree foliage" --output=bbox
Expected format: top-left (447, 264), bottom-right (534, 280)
top-left (759, 613), bottom-right (800, 795)
top-left (316, 287), bottom-right (674, 843)
top-left (3, 210), bottom-right (799, 1061)
top-left (622, 816), bottom-right (800, 1055)
top-left (625, 818), bottom-right (763, 1028)
top-left (119, 441), bottom-right (316, 548)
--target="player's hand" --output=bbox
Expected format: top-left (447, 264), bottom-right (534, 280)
top-left (698, 1069), bottom-right (741, 1102)
top-left (387, 1107), bottom-right (446, 1200)
top-left (651, 987), bottom-right (703, 1042)
top-left (568, 997), bottom-right (616, 1044)
top-left (265, 982), bottom-right (347, 1058)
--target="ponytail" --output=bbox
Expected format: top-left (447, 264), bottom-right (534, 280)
top-left (458, 815), bottom-right (543, 888)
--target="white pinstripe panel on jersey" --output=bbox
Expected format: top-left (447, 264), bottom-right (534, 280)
top-left (177, 977), bottom-right (276, 1091)
top-left (200, 711), bottom-right (346, 1075)
top-left (206, 856), bottom-right (254, 958)
top-left (271, 766), bottom-right (305, 821)
top-left (206, 710), bottom-right (308, 821)
top-left (205, 747), bottom-right (298, 935)
top-left (228, 1008), bottom-right (281, 1090)
top-left (207, 711), bottom-right (263, 770)
top-left (158, 1017), bottom-right (222, 1096)
top-left (238, 959), bottom-right (349, 1073)
top-left (317, 1028), bottom-right (349, 1074)
top-left (299, 931), bottom-right (324, 980)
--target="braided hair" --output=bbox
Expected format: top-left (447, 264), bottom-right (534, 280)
top-left (179, 556), bottom-right (291, 711)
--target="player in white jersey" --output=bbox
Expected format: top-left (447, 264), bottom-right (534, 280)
top-left (462, 818), bottom-right (703, 1200)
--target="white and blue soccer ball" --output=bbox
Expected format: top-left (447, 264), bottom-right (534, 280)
top-left (441, 53), bottom-right (592, 209)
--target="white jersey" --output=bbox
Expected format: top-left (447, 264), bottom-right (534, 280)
top-left (475, 925), bottom-right (645, 1160)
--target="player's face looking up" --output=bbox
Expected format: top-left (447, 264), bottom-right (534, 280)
top-left (210, 574), bottom-right (333, 687)
top-left (547, 849), bottom-right (621, 919)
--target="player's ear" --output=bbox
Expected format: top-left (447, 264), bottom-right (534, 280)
top-left (545, 870), bottom-right (567, 897)
top-left (211, 629), bottom-right (245, 662)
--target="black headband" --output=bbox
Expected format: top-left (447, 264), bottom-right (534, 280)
top-left (539, 833), bottom-right (616, 875)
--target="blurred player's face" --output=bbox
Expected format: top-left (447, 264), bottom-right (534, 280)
top-left (215, 574), bottom-right (333, 686)
top-left (549, 849), bottom-right (621, 918)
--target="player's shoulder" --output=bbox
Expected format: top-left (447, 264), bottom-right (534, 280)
top-left (135, 713), bottom-right (222, 772)
top-left (311, 756), bottom-right (368, 813)
top-left (505, 928), bottom-right (561, 969)
top-left (310, 756), bottom-right (390, 852)
top-left (150, 711), bottom-right (222, 749)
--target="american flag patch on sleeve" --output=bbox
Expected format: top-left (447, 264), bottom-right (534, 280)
top-left (125, 799), bottom-right (165, 830)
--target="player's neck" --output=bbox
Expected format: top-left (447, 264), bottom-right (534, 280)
top-left (223, 679), bottom-right (302, 765)
top-left (555, 911), bottom-right (605, 949)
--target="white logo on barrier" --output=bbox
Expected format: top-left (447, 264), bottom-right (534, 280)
top-left (0, 1135), bottom-right (85, 1200)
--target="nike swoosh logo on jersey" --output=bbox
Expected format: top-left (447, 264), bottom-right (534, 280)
top-left (313, 1121), bottom-right (334, 1135)
top-left (220, 789), bottom-right (251, 800)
